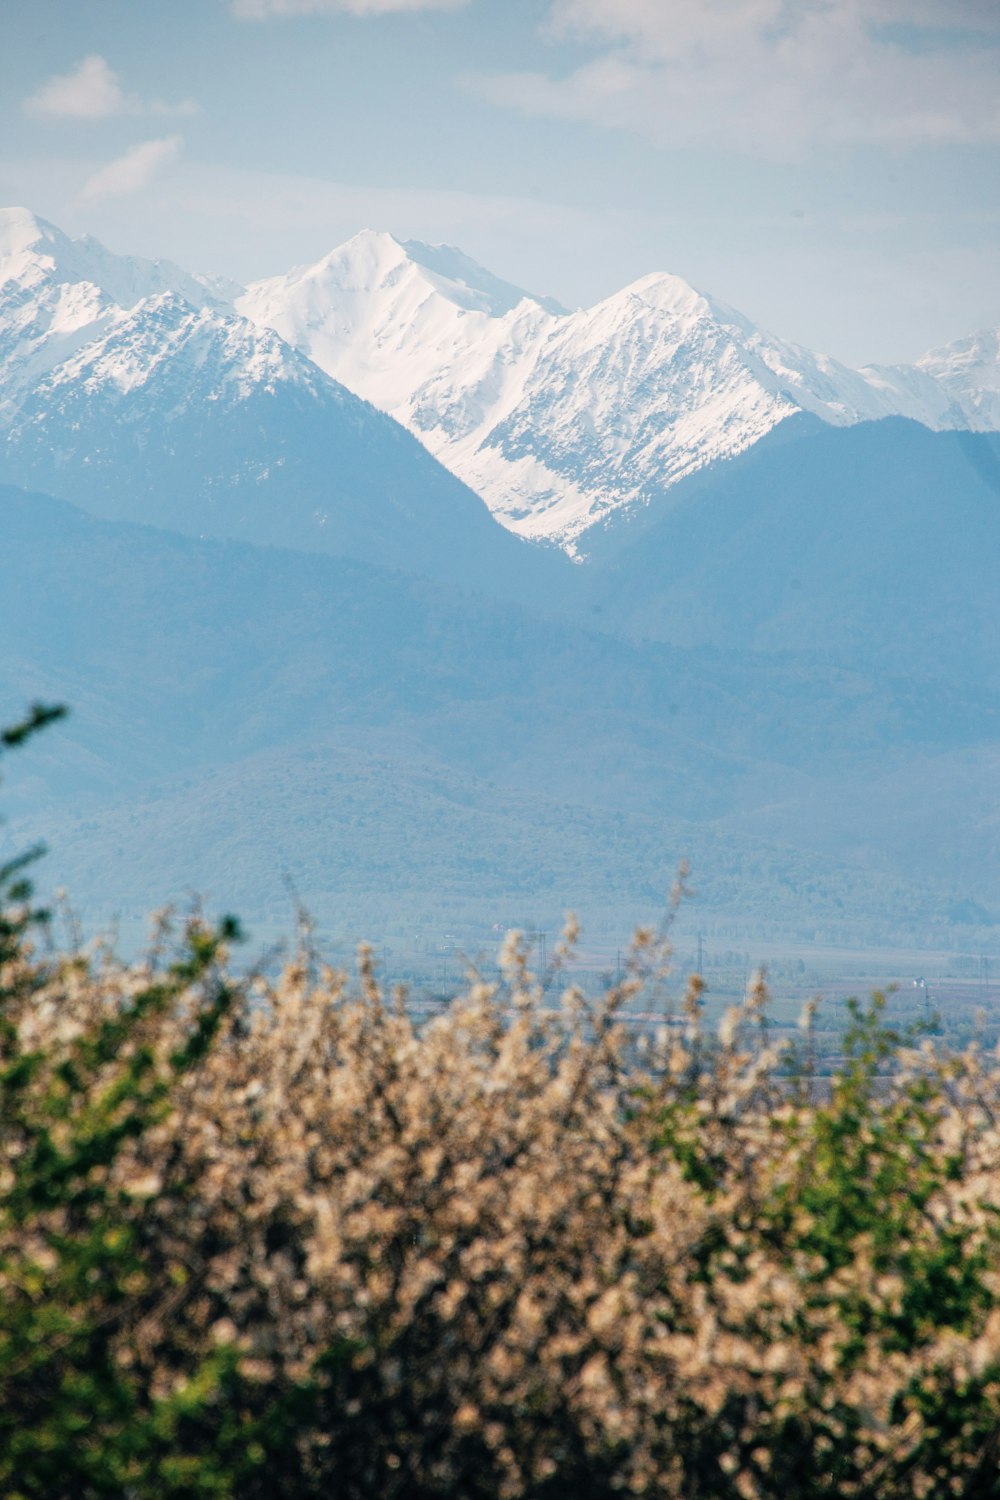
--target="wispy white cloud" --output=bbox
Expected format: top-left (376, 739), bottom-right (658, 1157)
top-left (24, 55), bottom-right (197, 120)
top-left (79, 136), bottom-right (184, 202)
top-left (473, 0), bottom-right (1000, 156)
top-left (232, 0), bottom-right (466, 16)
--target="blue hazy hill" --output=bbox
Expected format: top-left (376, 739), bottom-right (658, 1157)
top-left (2, 480), bottom-right (998, 942)
top-left (576, 417), bottom-right (1000, 687)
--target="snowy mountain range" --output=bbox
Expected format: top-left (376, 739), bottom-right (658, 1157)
top-left (0, 206), bottom-right (236, 415)
top-left (1, 205), bottom-right (998, 558)
top-left (237, 228), bottom-right (1000, 550)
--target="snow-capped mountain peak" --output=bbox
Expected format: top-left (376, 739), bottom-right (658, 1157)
top-left (917, 326), bottom-right (1000, 427)
top-left (0, 205), bottom-right (243, 419)
top-left (857, 324), bottom-right (1000, 434)
top-left (0, 205), bottom-right (228, 311)
top-left (237, 228), bottom-right (563, 420)
top-left (283, 227), bottom-right (564, 318)
top-left (0, 206), bottom-right (68, 272)
top-left (243, 228), bottom-right (561, 330)
top-left (23, 292), bottom-right (335, 411)
top-left (611, 270), bottom-right (714, 320)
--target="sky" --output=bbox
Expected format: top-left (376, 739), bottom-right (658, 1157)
top-left (1, 0), bottom-right (998, 364)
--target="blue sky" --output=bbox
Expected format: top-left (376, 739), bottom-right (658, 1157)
top-left (1, 0), bottom-right (998, 363)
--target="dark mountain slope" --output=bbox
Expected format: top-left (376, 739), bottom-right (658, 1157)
top-left (577, 418), bottom-right (1000, 686)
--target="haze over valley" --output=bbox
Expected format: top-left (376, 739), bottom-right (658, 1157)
top-left (1, 204), bottom-right (998, 955)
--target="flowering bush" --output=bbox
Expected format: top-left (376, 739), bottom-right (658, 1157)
top-left (3, 713), bottom-right (1000, 1498)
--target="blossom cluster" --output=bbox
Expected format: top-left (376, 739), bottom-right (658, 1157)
top-left (3, 914), bottom-right (1000, 1498)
